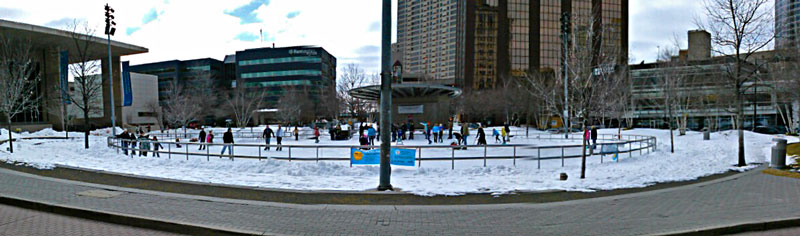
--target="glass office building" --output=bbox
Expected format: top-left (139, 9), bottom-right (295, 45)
top-left (234, 46), bottom-right (337, 104)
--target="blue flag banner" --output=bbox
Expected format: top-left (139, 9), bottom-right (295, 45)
top-left (121, 61), bottom-right (133, 106)
top-left (390, 148), bottom-right (416, 166)
top-left (350, 148), bottom-right (417, 167)
top-left (59, 51), bottom-right (70, 104)
top-left (351, 148), bottom-right (380, 165)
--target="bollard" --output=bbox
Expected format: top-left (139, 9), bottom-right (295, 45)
top-left (703, 128), bottom-right (710, 140)
top-left (771, 138), bottom-right (787, 169)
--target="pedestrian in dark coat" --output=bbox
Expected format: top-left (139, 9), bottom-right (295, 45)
top-left (198, 128), bottom-right (206, 150)
top-left (221, 128), bottom-right (234, 156)
top-left (152, 136), bottom-right (163, 157)
top-left (129, 132), bottom-right (137, 156)
top-left (591, 125), bottom-right (598, 148)
top-left (477, 127), bottom-right (487, 145)
top-left (263, 126), bottom-right (274, 150)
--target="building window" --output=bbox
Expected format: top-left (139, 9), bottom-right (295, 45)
top-left (238, 56), bottom-right (322, 66)
top-left (241, 70), bottom-right (322, 79)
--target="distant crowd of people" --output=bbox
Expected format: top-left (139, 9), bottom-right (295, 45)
top-left (114, 122), bottom-right (517, 158)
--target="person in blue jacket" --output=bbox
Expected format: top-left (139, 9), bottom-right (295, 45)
top-left (367, 125), bottom-right (377, 145)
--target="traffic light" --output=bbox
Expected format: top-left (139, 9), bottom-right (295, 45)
top-left (104, 4), bottom-right (116, 36)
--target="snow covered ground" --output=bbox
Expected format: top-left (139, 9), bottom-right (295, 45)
top-left (0, 127), bottom-right (794, 196)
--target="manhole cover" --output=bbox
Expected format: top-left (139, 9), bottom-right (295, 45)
top-left (76, 189), bottom-right (123, 198)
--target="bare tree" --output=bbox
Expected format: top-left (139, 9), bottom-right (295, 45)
top-left (226, 79), bottom-right (266, 127)
top-left (276, 89), bottom-right (313, 124)
top-left (144, 101), bottom-right (163, 131)
top-left (519, 14), bottom-right (627, 178)
top-left (45, 82), bottom-right (72, 139)
top-left (337, 63), bottom-right (370, 121)
top-left (654, 39), bottom-right (690, 153)
top-left (0, 36), bottom-right (41, 153)
top-left (162, 81), bottom-right (201, 137)
top-left (66, 20), bottom-right (103, 149)
top-left (697, 0), bottom-right (773, 166)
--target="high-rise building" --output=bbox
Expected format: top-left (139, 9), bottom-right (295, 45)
top-left (776, 0), bottom-right (800, 49)
top-left (395, 0), bottom-right (628, 90)
top-left (397, 0), bottom-right (462, 85)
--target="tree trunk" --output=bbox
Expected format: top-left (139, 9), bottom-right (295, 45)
top-left (737, 83), bottom-right (746, 167)
top-left (668, 107), bottom-right (674, 153)
top-left (6, 119), bottom-right (13, 153)
top-left (83, 110), bottom-right (90, 149)
top-left (581, 129), bottom-right (587, 179)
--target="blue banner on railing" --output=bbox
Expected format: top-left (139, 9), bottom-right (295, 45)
top-left (350, 148), bottom-right (417, 167)
top-left (390, 148), bottom-right (416, 166)
top-left (121, 61), bottom-right (133, 106)
top-left (351, 148), bottom-right (380, 165)
top-left (59, 50), bottom-right (70, 104)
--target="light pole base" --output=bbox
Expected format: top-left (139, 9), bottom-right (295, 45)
top-left (377, 184), bottom-right (393, 191)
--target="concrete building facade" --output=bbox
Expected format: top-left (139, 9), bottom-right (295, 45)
top-left (121, 72), bottom-right (161, 130)
top-left (0, 19), bottom-right (147, 131)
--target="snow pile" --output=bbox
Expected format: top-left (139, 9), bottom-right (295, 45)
top-left (0, 127), bottom-right (792, 196)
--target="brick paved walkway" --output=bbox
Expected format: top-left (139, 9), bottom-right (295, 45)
top-left (0, 203), bottom-right (180, 235)
top-left (0, 166), bottom-right (799, 235)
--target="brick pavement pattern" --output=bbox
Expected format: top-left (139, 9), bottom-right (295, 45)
top-left (0, 203), bottom-right (181, 235)
top-left (1, 167), bottom-right (799, 235)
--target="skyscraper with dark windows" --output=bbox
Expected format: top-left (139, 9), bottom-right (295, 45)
top-left (776, 0), bottom-right (800, 49)
top-left (130, 58), bottom-right (228, 103)
top-left (395, 0), bottom-right (628, 90)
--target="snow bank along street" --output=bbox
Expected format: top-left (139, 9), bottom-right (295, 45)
top-left (0, 127), bottom-right (790, 196)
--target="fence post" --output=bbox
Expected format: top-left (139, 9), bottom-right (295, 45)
top-left (206, 146), bottom-right (209, 161)
top-left (288, 146), bottom-right (291, 160)
top-left (537, 147), bottom-right (540, 169)
top-left (561, 146), bottom-right (565, 167)
top-left (185, 143), bottom-right (188, 161)
top-left (483, 145), bottom-right (487, 167)
top-left (639, 139), bottom-right (642, 156)
top-left (258, 146), bottom-right (261, 161)
top-left (418, 147), bottom-right (422, 167)
top-left (451, 148), bottom-right (455, 170)
top-left (168, 142), bottom-right (171, 159)
top-left (513, 146), bottom-right (517, 167)
top-left (315, 147), bottom-right (319, 163)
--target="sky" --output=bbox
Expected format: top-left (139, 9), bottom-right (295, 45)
top-left (0, 0), bottom-right (715, 74)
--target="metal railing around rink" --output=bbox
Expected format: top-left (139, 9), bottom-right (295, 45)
top-left (107, 133), bottom-right (656, 170)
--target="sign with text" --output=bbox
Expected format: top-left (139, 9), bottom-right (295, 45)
top-left (390, 148), bottom-right (416, 166)
top-left (398, 105), bottom-right (424, 114)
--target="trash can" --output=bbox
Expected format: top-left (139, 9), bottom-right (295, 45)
top-left (703, 128), bottom-right (710, 140)
top-left (771, 138), bottom-right (787, 169)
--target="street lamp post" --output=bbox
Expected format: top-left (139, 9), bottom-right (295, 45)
top-left (378, 0), bottom-right (393, 191)
top-left (104, 4), bottom-right (117, 136)
top-left (561, 13), bottom-right (570, 139)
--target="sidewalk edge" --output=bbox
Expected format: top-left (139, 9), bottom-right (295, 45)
top-left (0, 193), bottom-right (268, 236)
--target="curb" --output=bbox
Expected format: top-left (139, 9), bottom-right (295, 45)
top-left (657, 217), bottom-right (800, 236)
top-left (0, 161), bottom-right (741, 205)
top-left (0, 193), bottom-right (266, 236)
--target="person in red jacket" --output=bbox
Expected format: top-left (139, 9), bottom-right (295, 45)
top-left (314, 126), bottom-right (320, 143)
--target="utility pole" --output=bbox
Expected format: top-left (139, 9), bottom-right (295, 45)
top-left (561, 12), bottom-right (570, 139)
top-left (378, 0), bottom-right (393, 191)
top-left (105, 3), bottom-right (117, 136)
